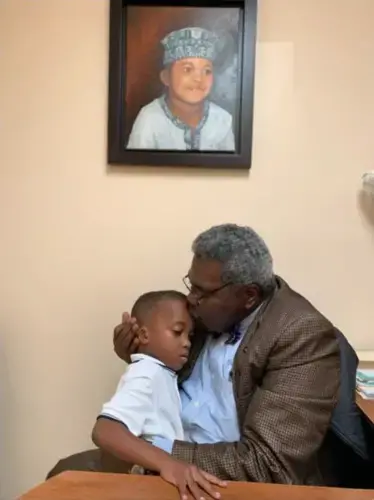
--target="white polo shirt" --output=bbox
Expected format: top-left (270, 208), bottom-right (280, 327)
top-left (100, 353), bottom-right (184, 442)
top-left (127, 97), bottom-right (235, 151)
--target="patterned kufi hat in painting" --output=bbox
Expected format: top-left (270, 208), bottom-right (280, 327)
top-left (161, 27), bottom-right (219, 66)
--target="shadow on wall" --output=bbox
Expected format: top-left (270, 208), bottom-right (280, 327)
top-left (357, 190), bottom-right (374, 228)
top-left (0, 333), bottom-right (17, 500)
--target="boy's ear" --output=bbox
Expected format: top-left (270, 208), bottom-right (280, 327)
top-left (138, 326), bottom-right (150, 346)
top-left (160, 69), bottom-right (170, 87)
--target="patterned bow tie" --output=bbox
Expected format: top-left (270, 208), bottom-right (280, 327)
top-left (225, 325), bottom-right (242, 345)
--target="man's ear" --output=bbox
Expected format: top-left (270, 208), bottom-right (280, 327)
top-left (138, 326), bottom-right (150, 346)
top-left (160, 69), bottom-right (170, 87)
top-left (244, 284), bottom-right (261, 310)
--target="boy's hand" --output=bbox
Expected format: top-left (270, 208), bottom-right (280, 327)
top-left (160, 459), bottom-right (227, 500)
top-left (113, 313), bottom-right (140, 363)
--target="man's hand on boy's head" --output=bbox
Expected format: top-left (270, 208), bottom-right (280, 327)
top-left (113, 313), bottom-right (140, 363)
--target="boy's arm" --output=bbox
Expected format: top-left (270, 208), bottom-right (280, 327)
top-left (92, 372), bottom-right (173, 471)
top-left (92, 418), bottom-right (171, 472)
top-left (99, 372), bottom-right (152, 436)
top-left (93, 372), bottom-right (227, 499)
top-left (92, 419), bottom-right (227, 500)
top-left (92, 369), bottom-right (173, 471)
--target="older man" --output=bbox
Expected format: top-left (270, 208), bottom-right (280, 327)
top-left (48, 224), bottom-right (341, 484)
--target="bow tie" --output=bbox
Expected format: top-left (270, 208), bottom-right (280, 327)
top-left (225, 325), bottom-right (242, 345)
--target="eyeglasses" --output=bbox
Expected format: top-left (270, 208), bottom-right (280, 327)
top-left (182, 275), bottom-right (231, 301)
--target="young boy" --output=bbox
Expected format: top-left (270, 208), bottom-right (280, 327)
top-left (92, 290), bottom-right (225, 500)
top-left (127, 27), bottom-right (235, 152)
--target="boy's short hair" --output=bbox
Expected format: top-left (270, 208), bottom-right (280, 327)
top-left (131, 290), bottom-right (187, 325)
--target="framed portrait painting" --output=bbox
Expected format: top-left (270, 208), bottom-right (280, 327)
top-left (107, 0), bottom-right (257, 169)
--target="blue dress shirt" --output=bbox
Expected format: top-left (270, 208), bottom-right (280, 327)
top-left (153, 313), bottom-right (255, 453)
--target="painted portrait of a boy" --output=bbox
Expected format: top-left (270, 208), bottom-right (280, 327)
top-left (127, 27), bottom-right (235, 151)
top-left (108, 2), bottom-right (257, 168)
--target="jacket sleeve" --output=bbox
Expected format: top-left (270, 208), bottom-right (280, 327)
top-left (172, 316), bottom-right (340, 484)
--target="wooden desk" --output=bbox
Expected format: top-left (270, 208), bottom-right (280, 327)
top-left (356, 361), bottom-right (374, 424)
top-left (19, 472), bottom-right (374, 500)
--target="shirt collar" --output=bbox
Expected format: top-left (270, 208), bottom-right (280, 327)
top-left (238, 308), bottom-right (258, 334)
top-left (225, 306), bottom-right (260, 345)
top-left (130, 353), bottom-right (177, 375)
top-left (130, 353), bottom-right (165, 366)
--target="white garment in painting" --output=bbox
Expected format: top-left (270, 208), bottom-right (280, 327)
top-left (127, 97), bottom-right (235, 151)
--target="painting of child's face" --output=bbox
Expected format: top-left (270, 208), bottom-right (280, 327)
top-left (160, 57), bottom-right (214, 105)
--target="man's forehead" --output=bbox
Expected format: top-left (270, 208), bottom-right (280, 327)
top-left (189, 257), bottom-right (223, 284)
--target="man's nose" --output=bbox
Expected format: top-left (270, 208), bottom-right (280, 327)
top-left (187, 292), bottom-right (199, 308)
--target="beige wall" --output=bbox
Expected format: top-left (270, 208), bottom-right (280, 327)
top-left (1, 0), bottom-right (374, 497)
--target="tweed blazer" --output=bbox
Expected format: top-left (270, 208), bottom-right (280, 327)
top-left (173, 276), bottom-right (340, 485)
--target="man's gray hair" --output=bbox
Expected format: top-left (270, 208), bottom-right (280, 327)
top-left (192, 224), bottom-right (275, 293)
